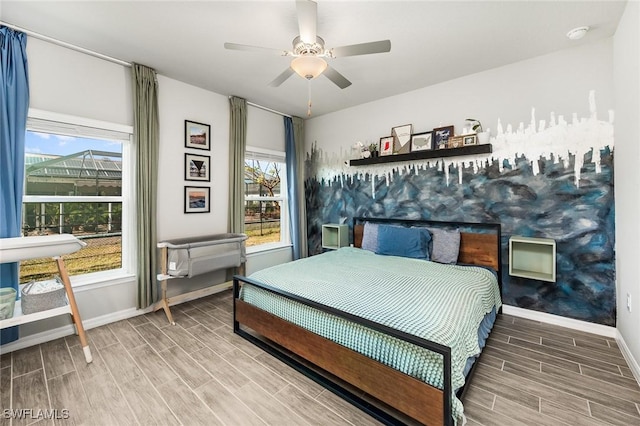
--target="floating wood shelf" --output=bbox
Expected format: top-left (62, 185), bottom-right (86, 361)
top-left (349, 144), bottom-right (492, 166)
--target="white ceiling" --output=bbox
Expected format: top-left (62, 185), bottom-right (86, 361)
top-left (0, 1), bottom-right (627, 118)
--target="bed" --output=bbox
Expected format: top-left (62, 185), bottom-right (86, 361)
top-left (233, 217), bottom-right (502, 425)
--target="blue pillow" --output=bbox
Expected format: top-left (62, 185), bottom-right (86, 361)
top-left (376, 225), bottom-right (431, 260)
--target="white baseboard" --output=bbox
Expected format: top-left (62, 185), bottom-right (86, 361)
top-left (615, 330), bottom-right (640, 386)
top-left (0, 306), bottom-right (150, 354)
top-left (502, 304), bottom-right (617, 338)
top-left (0, 282), bottom-right (233, 354)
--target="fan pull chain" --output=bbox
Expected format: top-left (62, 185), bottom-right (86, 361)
top-left (307, 79), bottom-right (312, 117)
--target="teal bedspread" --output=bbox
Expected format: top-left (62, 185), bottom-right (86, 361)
top-left (241, 247), bottom-right (502, 422)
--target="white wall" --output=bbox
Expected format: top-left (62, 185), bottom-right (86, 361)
top-left (613, 0), bottom-right (640, 374)
top-left (27, 38), bottom-right (132, 126)
top-left (305, 39), bottom-right (614, 156)
top-left (247, 105), bottom-right (285, 151)
top-left (156, 76), bottom-right (230, 241)
top-left (9, 38), bottom-right (291, 347)
top-left (154, 76), bottom-right (231, 295)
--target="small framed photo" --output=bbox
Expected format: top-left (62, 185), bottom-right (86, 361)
top-left (433, 125), bottom-right (454, 150)
top-left (410, 132), bottom-right (433, 152)
top-left (185, 153), bottom-right (210, 182)
top-left (185, 120), bottom-right (210, 150)
top-left (391, 124), bottom-right (413, 154)
top-left (184, 186), bottom-right (210, 214)
top-left (447, 136), bottom-right (464, 149)
top-left (380, 136), bottom-right (394, 156)
top-left (463, 134), bottom-right (478, 146)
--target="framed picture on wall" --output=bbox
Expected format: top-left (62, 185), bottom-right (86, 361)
top-left (184, 186), bottom-right (210, 213)
top-left (433, 125), bottom-right (454, 150)
top-left (185, 153), bottom-right (210, 182)
top-left (391, 124), bottom-right (413, 154)
top-left (410, 132), bottom-right (433, 152)
top-left (185, 120), bottom-right (211, 150)
top-left (379, 136), bottom-right (394, 156)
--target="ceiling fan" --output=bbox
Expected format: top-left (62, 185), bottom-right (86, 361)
top-left (224, 0), bottom-right (391, 90)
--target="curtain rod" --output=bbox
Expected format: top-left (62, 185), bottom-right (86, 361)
top-left (0, 21), bottom-right (132, 68)
top-left (2, 21), bottom-right (295, 117)
top-left (245, 100), bottom-right (292, 118)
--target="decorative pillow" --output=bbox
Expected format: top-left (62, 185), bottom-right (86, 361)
top-left (376, 225), bottom-right (431, 260)
top-left (361, 222), bottom-right (379, 252)
top-left (427, 227), bottom-right (461, 264)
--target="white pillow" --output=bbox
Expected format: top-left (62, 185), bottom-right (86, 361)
top-left (427, 227), bottom-right (461, 264)
top-left (361, 222), bottom-right (379, 252)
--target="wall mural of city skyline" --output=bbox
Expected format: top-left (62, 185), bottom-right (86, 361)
top-left (304, 92), bottom-right (616, 326)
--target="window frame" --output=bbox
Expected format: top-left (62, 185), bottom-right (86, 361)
top-left (23, 108), bottom-right (135, 287)
top-left (244, 146), bottom-right (290, 254)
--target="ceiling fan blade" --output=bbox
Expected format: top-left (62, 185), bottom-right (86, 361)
top-left (330, 40), bottom-right (391, 58)
top-left (296, 0), bottom-right (317, 44)
top-left (323, 66), bottom-right (351, 89)
top-left (224, 42), bottom-right (289, 56)
top-left (268, 68), bottom-right (295, 87)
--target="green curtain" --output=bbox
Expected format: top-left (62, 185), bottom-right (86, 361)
top-left (292, 116), bottom-right (308, 258)
top-left (132, 63), bottom-right (159, 309)
top-left (228, 96), bottom-right (247, 233)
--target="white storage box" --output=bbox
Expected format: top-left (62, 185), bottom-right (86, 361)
top-left (162, 233), bottom-right (247, 278)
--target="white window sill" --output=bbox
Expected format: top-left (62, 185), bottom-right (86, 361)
top-left (246, 242), bottom-right (292, 256)
top-left (70, 269), bottom-right (136, 291)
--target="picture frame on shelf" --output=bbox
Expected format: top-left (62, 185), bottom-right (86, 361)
top-left (185, 120), bottom-right (211, 150)
top-left (379, 136), bottom-right (394, 156)
top-left (184, 186), bottom-right (210, 214)
top-left (185, 153), bottom-right (210, 182)
top-left (463, 134), bottom-right (478, 146)
top-left (447, 136), bottom-right (463, 149)
top-left (391, 124), bottom-right (413, 154)
top-left (410, 132), bottom-right (433, 152)
top-left (433, 125), bottom-right (454, 150)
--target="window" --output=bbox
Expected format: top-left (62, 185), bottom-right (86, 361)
top-left (244, 147), bottom-right (289, 250)
top-left (20, 112), bottom-right (133, 285)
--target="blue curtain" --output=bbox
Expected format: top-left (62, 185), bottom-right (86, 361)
top-left (0, 26), bottom-right (29, 344)
top-left (284, 117), bottom-right (299, 259)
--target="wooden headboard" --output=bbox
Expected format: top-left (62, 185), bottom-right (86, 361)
top-left (352, 218), bottom-right (502, 287)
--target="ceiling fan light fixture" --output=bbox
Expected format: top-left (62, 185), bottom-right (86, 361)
top-left (291, 55), bottom-right (327, 80)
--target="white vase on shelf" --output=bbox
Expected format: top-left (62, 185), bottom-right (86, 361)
top-left (477, 130), bottom-right (491, 144)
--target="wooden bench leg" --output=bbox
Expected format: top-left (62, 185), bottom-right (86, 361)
top-left (56, 257), bottom-right (92, 363)
top-left (153, 278), bottom-right (175, 325)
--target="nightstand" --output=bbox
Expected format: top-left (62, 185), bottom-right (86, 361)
top-left (509, 236), bottom-right (556, 282)
top-left (321, 224), bottom-right (349, 250)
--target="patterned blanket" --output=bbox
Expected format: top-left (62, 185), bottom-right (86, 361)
top-left (242, 247), bottom-right (502, 422)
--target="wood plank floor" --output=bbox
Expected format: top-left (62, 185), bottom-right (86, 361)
top-left (0, 290), bottom-right (638, 425)
top-left (464, 314), bottom-right (640, 426)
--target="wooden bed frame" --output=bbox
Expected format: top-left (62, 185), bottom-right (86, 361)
top-left (233, 218), bottom-right (502, 425)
